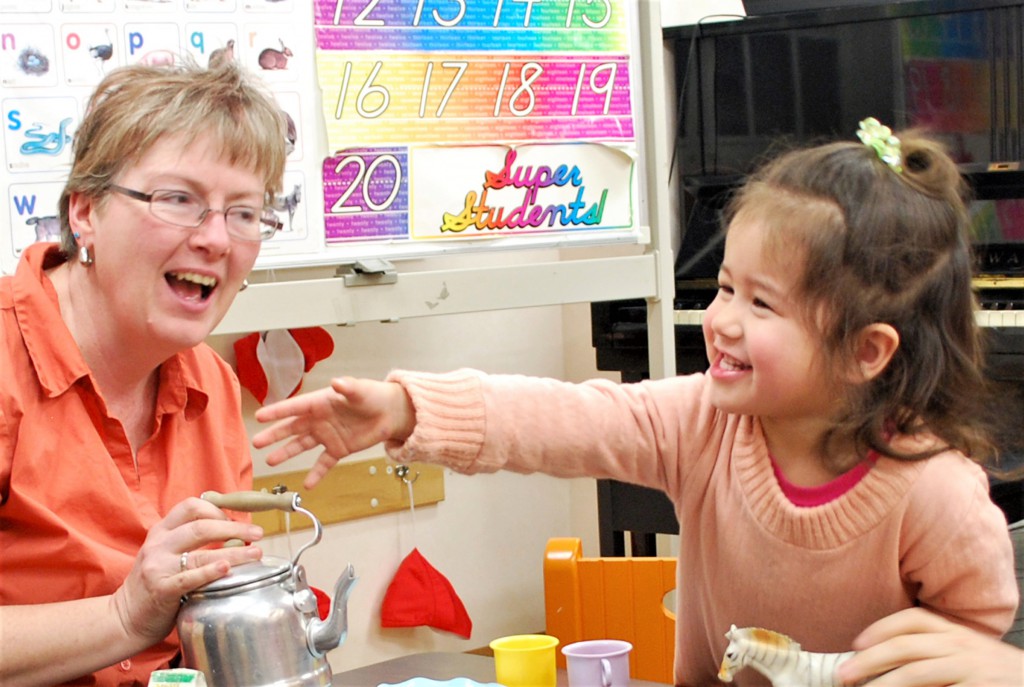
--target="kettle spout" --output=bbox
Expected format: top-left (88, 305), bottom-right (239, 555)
top-left (308, 563), bottom-right (357, 656)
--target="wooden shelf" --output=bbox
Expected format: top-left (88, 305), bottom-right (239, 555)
top-left (251, 457), bottom-right (445, 537)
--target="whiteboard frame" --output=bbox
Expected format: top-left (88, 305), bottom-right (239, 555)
top-left (219, 0), bottom-right (678, 381)
top-left (253, 0), bottom-right (652, 270)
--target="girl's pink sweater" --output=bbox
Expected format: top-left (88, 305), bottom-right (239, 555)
top-left (384, 369), bottom-right (1017, 687)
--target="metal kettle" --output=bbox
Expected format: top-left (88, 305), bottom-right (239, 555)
top-left (177, 490), bottom-right (357, 687)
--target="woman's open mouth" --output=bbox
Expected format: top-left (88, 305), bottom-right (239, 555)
top-left (166, 271), bottom-right (217, 302)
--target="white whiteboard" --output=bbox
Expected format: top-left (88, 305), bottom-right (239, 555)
top-left (1, 0), bottom-right (647, 274)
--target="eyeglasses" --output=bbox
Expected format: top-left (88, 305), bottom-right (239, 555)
top-left (109, 185), bottom-right (283, 242)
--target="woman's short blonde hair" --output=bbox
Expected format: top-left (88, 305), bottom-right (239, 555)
top-left (58, 59), bottom-right (288, 256)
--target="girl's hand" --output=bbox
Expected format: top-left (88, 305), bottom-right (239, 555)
top-left (252, 377), bottom-right (415, 489)
top-left (110, 497), bottom-right (263, 644)
top-left (837, 607), bottom-right (1024, 686)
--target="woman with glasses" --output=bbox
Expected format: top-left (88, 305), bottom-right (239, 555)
top-left (0, 60), bottom-right (286, 685)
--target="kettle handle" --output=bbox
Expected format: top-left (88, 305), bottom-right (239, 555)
top-left (201, 490), bottom-right (322, 569)
top-left (202, 490), bottom-right (299, 512)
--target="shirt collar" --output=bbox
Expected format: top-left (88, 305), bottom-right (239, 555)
top-left (158, 351), bottom-right (210, 420)
top-left (13, 243), bottom-right (209, 417)
top-left (13, 243), bottom-right (85, 396)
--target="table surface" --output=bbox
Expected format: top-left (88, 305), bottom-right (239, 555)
top-left (331, 652), bottom-right (666, 686)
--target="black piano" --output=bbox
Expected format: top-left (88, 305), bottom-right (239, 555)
top-left (593, 0), bottom-right (1024, 554)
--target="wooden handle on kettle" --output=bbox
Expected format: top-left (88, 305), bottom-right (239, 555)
top-left (201, 490), bottom-right (298, 512)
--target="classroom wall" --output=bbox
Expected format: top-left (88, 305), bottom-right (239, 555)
top-left (206, 248), bottom-right (619, 671)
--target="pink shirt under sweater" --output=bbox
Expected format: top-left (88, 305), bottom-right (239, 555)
top-left (383, 369), bottom-right (1017, 687)
top-left (771, 452), bottom-right (877, 507)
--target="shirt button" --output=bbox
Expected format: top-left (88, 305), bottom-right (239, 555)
top-left (119, 659), bottom-right (132, 671)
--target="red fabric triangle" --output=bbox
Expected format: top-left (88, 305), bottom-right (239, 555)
top-left (233, 328), bottom-right (335, 404)
top-left (380, 547), bottom-right (472, 639)
top-left (233, 332), bottom-right (268, 403)
top-left (289, 327), bottom-right (335, 373)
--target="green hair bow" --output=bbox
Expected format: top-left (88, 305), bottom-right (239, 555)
top-left (856, 117), bottom-right (903, 174)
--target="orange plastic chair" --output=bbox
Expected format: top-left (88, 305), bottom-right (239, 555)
top-left (543, 537), bottom-right (676, 684)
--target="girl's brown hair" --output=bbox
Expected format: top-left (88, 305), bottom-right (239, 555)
top-left (58, 59), bottom-right (288, 257)
top-left (725, 130), bottom-right (1016, 473)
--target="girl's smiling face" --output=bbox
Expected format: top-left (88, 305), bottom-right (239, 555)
top-left (703, 217), bottom-right (841, 423)
top-left (68, 133), bottom-right (264, 359)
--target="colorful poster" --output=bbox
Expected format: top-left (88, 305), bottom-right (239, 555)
top-left (314, 0), bottom-right (640, 246)
top-left (0, 0), bottom-right (324, 274)
top-left (2, 0), bottom-right (642, 270)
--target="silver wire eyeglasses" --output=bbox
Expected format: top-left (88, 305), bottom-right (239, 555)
top-left (109, 185), bottom-right (283, 242)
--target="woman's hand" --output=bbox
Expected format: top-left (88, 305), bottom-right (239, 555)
top-left (837, 607), bottom-right (1024, 686)
top-left (252, 376), bottom-right (415, 488)
top-left (111, 497), bottom-right (264, 644)
top-left (1, 497), bottom-right (264, 686)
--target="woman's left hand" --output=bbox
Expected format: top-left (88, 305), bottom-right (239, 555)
top-left (110, 496), bottom-right (264, 644)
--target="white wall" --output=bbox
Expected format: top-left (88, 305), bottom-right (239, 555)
top-left (205, 248), bottom-right (621, 672)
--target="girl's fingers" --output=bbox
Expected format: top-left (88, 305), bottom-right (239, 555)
top-left (303, 452), bottom-right (341, 489)
top-left (857, 657), bottom-right (968, 687)
top-left (252, 418), bottom-right (302, 451)
top-left (255, 386), bottom-right (343, 424)
top-left (840, 638), bottom-right (936, 683)
top-left (253, 393), bottom-right (315, 422)
top-left (856, 611), bottom-right (939, 647)
top-left (252, 414), bottom-right (313, 445)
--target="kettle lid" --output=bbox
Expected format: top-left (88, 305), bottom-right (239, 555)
top-left (191, 555), bottom-right (292, 593)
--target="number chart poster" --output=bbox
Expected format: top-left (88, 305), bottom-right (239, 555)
top-left (314, 0), bottom-right (641, 246)
top-left (0, 0), bottom-right (323, 275)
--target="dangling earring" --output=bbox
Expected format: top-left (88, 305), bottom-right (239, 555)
top-left (73, 232), bottom-right (93, 266)
top-left (78, 245), bottom-right (93, 266)
top-left (240, 279), bottom-right (249, 291)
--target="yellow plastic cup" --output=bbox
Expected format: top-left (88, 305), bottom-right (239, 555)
top-left (489, 634), bottom-right (559, 687)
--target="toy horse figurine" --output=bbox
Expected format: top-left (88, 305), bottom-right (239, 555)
top-left (718, 625), bottom-right (858, 687)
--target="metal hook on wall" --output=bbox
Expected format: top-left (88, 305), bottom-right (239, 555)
top-left (395, 464), bottom-right (420, 485)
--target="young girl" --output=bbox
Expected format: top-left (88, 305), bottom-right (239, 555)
top-left (252, 120), bottom-right (1018, 686)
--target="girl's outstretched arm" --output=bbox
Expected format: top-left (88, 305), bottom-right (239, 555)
top-left (836, 608), bottom-right (1023, 686)
top-left (252, 376), bottom-right (416, 488)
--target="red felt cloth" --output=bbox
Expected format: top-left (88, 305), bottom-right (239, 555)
top-left (234, 327), bottom-right (334, 404)
top-left (380, 547), bottom-right (472, 638)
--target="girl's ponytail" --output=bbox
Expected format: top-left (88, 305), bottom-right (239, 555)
top-left (897, 133), bottom-right (971, 210)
